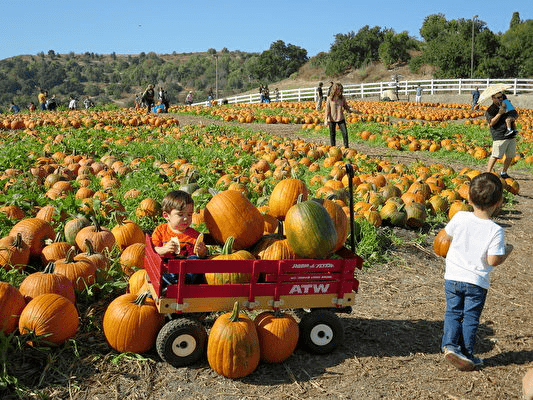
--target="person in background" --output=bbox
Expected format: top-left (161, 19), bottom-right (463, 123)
top-left (68, 96), bottom-right (77, 110)
top-left (28, 102), bottom-right (36, 112)
top-left (274, 88), bottom-right (280, 102)
top-left (415, 85), bottom-right (423, 103)
top-left (186, 91), bottom-right (194, 105)
top-left (46, 95), bottom-right (57, 111)
top-left (9, 102), bottom-right (20, 114)
top-left (440, 172), bottom-right (513, 371)
top-left (485, 91), bottom-right (517, 179)
top-left (324, 82), bottom-right (356, 148)
top-left (316, 82), bottom-right (324, 110)
top-left (471, 87), bottom-right (480, 110)
top-left (83, 97), bottom-right (94, 109)
top-left (38, 89), bottom-right (47, 111)
top-left (141, 84), bottom-right (155, 113)
top-left (158, 87), bottom-right (169, 112)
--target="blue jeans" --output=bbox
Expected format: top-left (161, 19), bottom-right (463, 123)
top-left (441, 280), bottom-right (487, 359)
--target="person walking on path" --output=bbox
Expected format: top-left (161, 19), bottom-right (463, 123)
top-left (415, 85), bottom-right (423, 103)
top-left (324, 83), bottom-right (356, 148)
top-left (485, 91), bottom-right (517, 179)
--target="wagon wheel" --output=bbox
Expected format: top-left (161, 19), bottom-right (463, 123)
top-left (156, 318), bottom-right (207, 367)
top-left (298, 310), bottom-right (344, 354)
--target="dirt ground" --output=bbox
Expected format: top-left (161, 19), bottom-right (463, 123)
top-left (7, 110), bottom-right (532, 400)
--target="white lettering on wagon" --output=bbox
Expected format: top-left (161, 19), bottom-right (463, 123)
top-left (292, 263), bottom-right (334, 269)
top-left (288, 283), bottom-right (330, 294)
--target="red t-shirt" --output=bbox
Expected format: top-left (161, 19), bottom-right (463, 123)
top-left (152, 224), bottom-right (201, 258)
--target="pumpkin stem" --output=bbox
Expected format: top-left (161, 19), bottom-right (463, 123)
top-left (65, 246), bottom-right (77, 263)
top-left (276, 219), bottom-right (284, 237)
top-left (84, 238), bottom-right (96, 255)
top-left (296, 193), bottom-right (304, 204)
top-left (134, 291), bottom-right (152, 305)
top-left (90, 215), bottom-right (102, 232)
top-left (220, 237), bottom-right (235, 255)
top-left (229, 301), bottom-right (241, 322)
top-left (13, 232), bottom-right (24, 249)
top-left (43, 261), bottom-right (56, 274)
top-left (273, 309), bottom-right (284, 318)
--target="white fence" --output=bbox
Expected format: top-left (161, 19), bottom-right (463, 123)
top-left (194, 78), bottom-right (533, 106)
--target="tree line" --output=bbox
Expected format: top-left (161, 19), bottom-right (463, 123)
top-left (0, 12), bottom-right (531, 110)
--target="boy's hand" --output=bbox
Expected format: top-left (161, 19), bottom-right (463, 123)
top-left (167, 237), bottom-right (181, 255)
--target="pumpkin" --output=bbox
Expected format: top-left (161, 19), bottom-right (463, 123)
top-left (64, 216), bottom-right (91, 245)
top-left (74, 239), bottom-right (110, 271)
top-left (405, 202), bottom-right (427, 228)
top-left (19, 262), bottom-right (76, 304)
top-left (127, 269), bottom-right (149, 295)
top-left (41, 238), bottom-right (72, 264)
top-left (54, 248), bottom-right (97, 292)
top-left (111, 219), bottom-right (145, 251)
top-left (448, 201), bottom-right (473, 220)
top-left (311, 198), bottom-right (348, 252)
top-left (119, 242), bottom-right (146, 276)
top-left (427, 194), bottom-right (449, 215)
top-left (103, 291), bottom-right (164, 354)
top-left (257, 239), bottom-right (296, 260)
top-left (9, 217), bottom-right (55, 258)
top-left (284, 200), bottom-right (337, 259)
top-left (135, 198), bottom-right (161, 219)
top-left (254, 310), bottom-right (299, 363)
top-left (433, 228), bottom-right (452, 257)
top-left (75, 218), bottom-right (116, 253)
top-left (19, 293), bottom-right (79, 345)
top-left (0, 282), bottom-right (26, 334)
top-left (268, 178), bottom-right (308, 220)
top-left (0, 205), bottom-right (25, 220)
top-left (207, 301), bottom-right (260, 378)
top-left (204, 190), bottom-right (264, 250)
top-left (0, 233), bottom-right (30, 270)
top-left (206, 237), bottom-right (255, 285)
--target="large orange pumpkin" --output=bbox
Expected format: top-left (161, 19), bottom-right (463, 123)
top-left (0, 282), bottom-right (26, 334)
top-left (9, 218), bottom-right (55, 258)
top-left (19, 262), bottom-right (76, 304)
top-left (433, 228), bottom-right (452, 257)
top-left (204, 190), bottom-right (263, 250)
top-left (19, 293), bottom-right (79, 345)
top-left (254, 310), bottom-right (299, 363)
top-left (0, 233), bottom-right (30, 270)
top-left (54, 248), bottom-right (97, 292)
top-left (111, 220), bottom-right (145, 251)
top-left (268, 178), bottom-right (308, 220)
top-left (75, 219), bottom-right (116, 253)
top-left (103, 292), bottom-right (164, 354)
top-left (207, 301), bottom-right (260, 378)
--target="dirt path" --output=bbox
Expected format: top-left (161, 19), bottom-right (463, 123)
top-left (27, 114), bottom-right (532, 400)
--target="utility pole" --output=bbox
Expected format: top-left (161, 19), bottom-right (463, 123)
top-left (471, 15), bottom-right (478, 79)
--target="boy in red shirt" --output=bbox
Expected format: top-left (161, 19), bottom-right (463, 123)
top-left (152, 190), bottom-right (207, 284)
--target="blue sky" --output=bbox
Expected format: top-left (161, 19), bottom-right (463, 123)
top-left (1, 1), bottom-right (530, 60)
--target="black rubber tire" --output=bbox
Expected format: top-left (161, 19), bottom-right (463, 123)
top-left (298, 310), bottom-right (344, 354)
top-left (156, 318), bottom-right (207, 367)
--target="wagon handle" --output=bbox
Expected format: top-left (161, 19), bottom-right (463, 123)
top-left (345, 163), bottom-right (356, 253)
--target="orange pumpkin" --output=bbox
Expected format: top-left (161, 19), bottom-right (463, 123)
top-left (206, 237), bottom-right (255, 285)
top-left (207, 301), bottom-right (260, 378)
top-left (268, 178), bottom-right (308, 220)
top-left (254, 310), bottom-right (299, 363)
top-left (0, 282), bottom-right (26, 334)
top-left (433, 228), bottom-right (452, 257)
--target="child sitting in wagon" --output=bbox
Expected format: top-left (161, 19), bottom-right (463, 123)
top-left (152, 190), bottom-right (207, 284)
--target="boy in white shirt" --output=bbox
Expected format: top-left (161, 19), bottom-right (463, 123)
top-left (441, 172), bottom-right (513, 371)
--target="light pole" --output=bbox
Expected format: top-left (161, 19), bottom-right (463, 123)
top-left (471, 15), bottom-right (478, 79)
top-left (213, 54), bottom-right (218, 99)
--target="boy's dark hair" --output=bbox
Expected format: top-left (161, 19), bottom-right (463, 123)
top-left (161, 190), bottom-right (194, 213)
top-left (469, 172), bottom-right (503, 210)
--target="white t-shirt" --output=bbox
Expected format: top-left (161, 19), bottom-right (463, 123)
top-left (444, 211), bottom-right (505, 289)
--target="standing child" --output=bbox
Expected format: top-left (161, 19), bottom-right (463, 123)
top-left (152, 190), bottom-right (207, 284)
top-left (441, 172), bottom-right (513, 371)
top-left (324, 83), bottom-right (356, 148)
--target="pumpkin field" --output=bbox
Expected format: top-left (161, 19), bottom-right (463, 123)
top-left (1, 98), bottom-right (532, 399)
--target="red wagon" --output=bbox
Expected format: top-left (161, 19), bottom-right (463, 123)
top-left (143, 164), bottom-right (364, 367)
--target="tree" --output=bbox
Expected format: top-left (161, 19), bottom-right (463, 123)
top-left (510, 12), bottom-right (521, 29)
top-left (251, 40), bottom-right (308, 81)
top-left (378, 31), bottom-right (417, 69)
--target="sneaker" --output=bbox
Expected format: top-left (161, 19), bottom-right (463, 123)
top-left (470, 356), bottom-right (484, 368)
top-left (500, 172), bottom-right (512, 179)
top-left (443, 347), bottom-right (475, 371)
